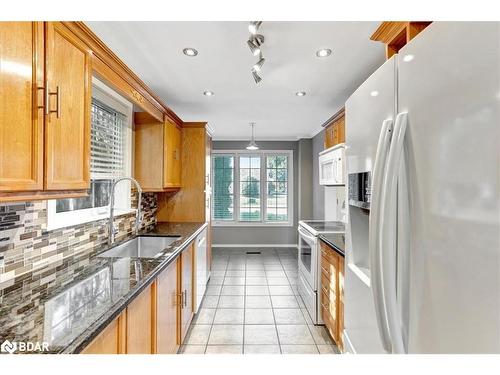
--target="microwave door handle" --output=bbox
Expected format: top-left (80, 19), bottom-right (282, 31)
top-left (380, 112), bottom-right (408, 354)
top-left (368, 118), bottom-right (393, 353)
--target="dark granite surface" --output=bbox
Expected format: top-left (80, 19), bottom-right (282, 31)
top-left (319, 233), bottom-right (345, 257)
top-left (0, 222), bottom-right (206, 354)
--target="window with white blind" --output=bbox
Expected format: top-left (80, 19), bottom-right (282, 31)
top-left (47, 78), bottom-right (133, 230)
top-left (212, 150), bottom-right (293, 226)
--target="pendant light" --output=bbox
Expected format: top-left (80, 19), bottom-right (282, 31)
top-left (246, 122), bottom-right (259, 150)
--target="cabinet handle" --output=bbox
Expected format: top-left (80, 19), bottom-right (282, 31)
top-left (48, 85), bottom-right (61, 119)
top-left (183, 290), bottom-right (187, 308)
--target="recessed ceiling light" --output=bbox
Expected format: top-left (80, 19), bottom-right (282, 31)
top-left (370, 90), bottom-right (379, 97)
top-left (183, 48), bottom-right (198, 57)
top-left (403, 54), bottom-right (414, 62)
top-left (203, 90), bottom-right (214, 96)
top-left (316, 48), bottom-right (332, 58)
top-left (295, 91), bottom-right (306, 97)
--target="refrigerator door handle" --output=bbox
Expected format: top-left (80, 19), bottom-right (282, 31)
top-left (368, 118), bottom-right (393, 352)
top-left (380, 111), bottom-right (408, 354)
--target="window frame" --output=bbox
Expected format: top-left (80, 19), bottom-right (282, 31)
top-left (211, 149), bottom-right (293, 227)
top-left (46, 77), bottom-right (134, 231)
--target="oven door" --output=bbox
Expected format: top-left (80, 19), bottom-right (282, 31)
top-left (298, 226), bottom-right (318, 290)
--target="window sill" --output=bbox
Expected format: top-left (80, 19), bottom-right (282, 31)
top-left (46, 208), bottom-right (136, 231)
top-left (212, 222), bottom-right (294, 228)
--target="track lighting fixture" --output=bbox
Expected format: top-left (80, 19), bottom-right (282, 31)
top-left (248, 21), bottom-right (262, 35)
top-left (247, 22), bottom-right (265, 83)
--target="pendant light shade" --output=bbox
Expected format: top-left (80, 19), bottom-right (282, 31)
top-left (246, 123), bottom-right (259, 150)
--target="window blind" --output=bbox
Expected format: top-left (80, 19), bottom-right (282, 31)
top-left (90, 99), bottom-right (126, 179)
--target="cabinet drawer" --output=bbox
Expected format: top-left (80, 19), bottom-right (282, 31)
top-left (320, 242), bottom-right (337, 265)
top-left (320, 255), bottom-right (332, 278)
top-left (321, 284), bottom-right (336, 313)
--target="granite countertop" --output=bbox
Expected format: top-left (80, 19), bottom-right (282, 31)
top-left (0, 221), bottom-right (207, 354)
top-left (319, 232), bottom-right (345, 257)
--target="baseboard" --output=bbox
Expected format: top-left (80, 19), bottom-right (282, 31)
top-left (212, 244), bottom-right (298, 248)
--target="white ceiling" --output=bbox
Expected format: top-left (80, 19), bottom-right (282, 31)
top-left (86, 21), bottom-right (385, 140)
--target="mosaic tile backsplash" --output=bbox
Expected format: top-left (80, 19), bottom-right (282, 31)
top-left (0, 193), bottom-right (157, 283)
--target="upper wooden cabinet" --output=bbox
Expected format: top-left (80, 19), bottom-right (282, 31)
top-left (164, 120), bottom-right (182, 188)
top-left (44, 22), bottom-right (91, 190)
top-left (371, 21), bottom-right (432, 59)
top-left (0, 21), bottom-right (91, 201)
top-left (324, 109), bottom-right (345, 149)
top-left (0, 22), bottom-right (44, 192)
top-left (134, 112), bottom-right (182, 192)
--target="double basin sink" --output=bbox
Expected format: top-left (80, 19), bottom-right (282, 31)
top-left (98, 236), bottom-right (181, 259)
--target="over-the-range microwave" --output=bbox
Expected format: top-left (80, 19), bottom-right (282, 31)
top-left (319, 144), bottom-right (345, 186)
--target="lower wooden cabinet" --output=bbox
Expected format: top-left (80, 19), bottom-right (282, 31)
top-left (156, 260), bottom-right (179, 354)
top-left (179, 242), bottom-right (194, 342)
top-left (82, 241), bottom-right (198, 354)
top-left (81, 313), bottom-right (126, 354)
top-left (320, 240), bottom-right (345, 351)
top-left (125, 285), bottom-right (153, 354)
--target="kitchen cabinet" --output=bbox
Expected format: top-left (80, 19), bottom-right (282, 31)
top-left (81, 313), bottom-right (126, 354)
top-left (320, 240), bottom-right (344, 351)
top-left (0, 22), bottom-right (44, 192)
top-left (155, 260), bottom-right (179, 354)
top-left (324, 111), bottom-right (345, 149)
top-left (179, 242), bottom-right (194, 342)
top-left (81, 238), bottom-right (206, 354)
top-left (125, 285), bottom-right (153, 354)
top-left (0, 21), bottom-right (91, 201)
top-left (370, 21), bottom-right (432, 59)
top-left (134, 113), bottom-right (182, 191)
top-left (44, 22), bottom-right (92, 190)
top-left (164, 120), bottom-right (182, 188)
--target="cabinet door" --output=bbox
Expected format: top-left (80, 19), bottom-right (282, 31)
top-left (44, 22), bottom-right (91, 190)
top-left (180, 243), bottom-right (194, 341)
top-left (163, 121), bottom-right (182, 188)
top-left (0, 22), bottom-right (44, 191)
top-left (156, 260), bottom-right (179, 354)
top-left (126, 285), bottom-right (153, 354)
top-left (337, 116), bottom-right (345, 144)
top-left (81, 314), bottom-right (124, 354)
top-left (324, 124), bottom-right (333, 149)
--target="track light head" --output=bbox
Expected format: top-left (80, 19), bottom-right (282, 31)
top-left (252, 70), bottom-right (262, 84)
top-left (252, 56), bottom-right (265, 73)
top-left (248, 21), bottom-right (262, 35)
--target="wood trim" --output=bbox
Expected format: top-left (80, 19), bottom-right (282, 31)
top-left (92, 57), bottom-right (163, 122)
top-left (321, 107), bottom-right (345, 128)
top-left (62, 22), bottom-right (183, 126)
top-left (182, 121), bottom-right (207, 129)
top-left (370, 22), bottom-right (408, 43)
top-left (0, 189), bottom-right (88, 203)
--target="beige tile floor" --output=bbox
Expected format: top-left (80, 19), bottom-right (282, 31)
top-left (179, 247), bottom-right (339, 355)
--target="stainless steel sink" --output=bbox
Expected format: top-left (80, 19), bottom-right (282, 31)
top-left (97, 236), bottom-right (180, 258)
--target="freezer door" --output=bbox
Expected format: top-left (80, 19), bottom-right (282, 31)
top-left (397, 22), bottom-right (500, 353)
top-left (344, 56), bottom-right (396, 353)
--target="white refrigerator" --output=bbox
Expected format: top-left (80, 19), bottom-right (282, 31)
top-left (344, 22), bottom-right (500, 354)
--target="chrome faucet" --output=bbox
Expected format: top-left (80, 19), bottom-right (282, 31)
top-left (108, 177), bottom-right (143, 246)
